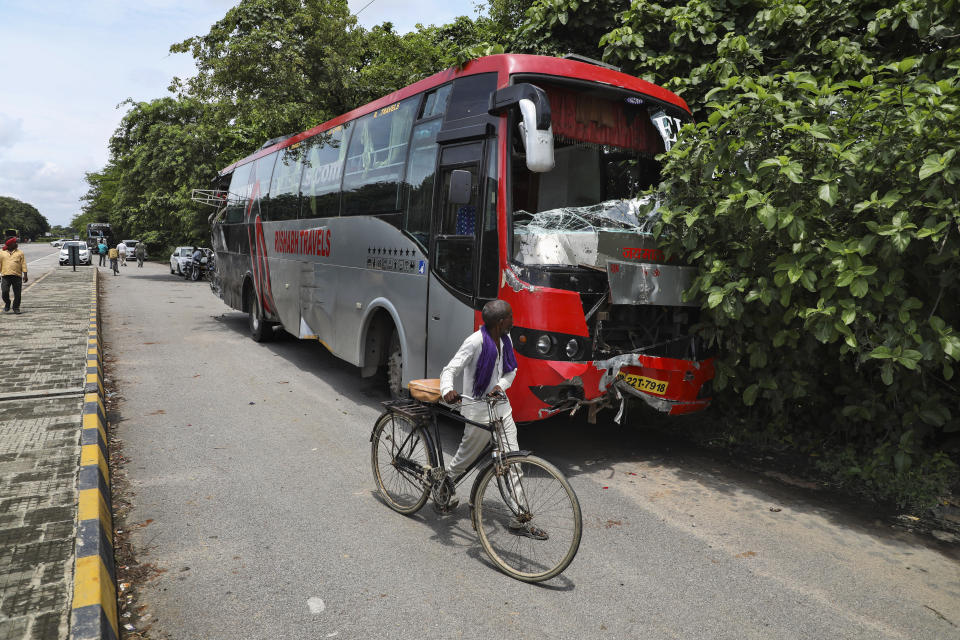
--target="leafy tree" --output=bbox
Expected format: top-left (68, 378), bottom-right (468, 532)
top-left (73, 163), bottom-right (121, 234)
top-left (48, 224), bottom-right (75, 238)
top-left (105, 96), bottom-right (236, 252)
top-left (516, 0), bottom-right (622, 57)
top-left (170, 0), bottom-right (362, 144)
top-left (350, 22), bottom-right (447, 106)
top-left (0, 196), bottom-right (49, 239)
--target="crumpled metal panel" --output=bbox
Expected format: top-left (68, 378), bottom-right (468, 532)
top-left (606, 259), bottom-right (698, 307)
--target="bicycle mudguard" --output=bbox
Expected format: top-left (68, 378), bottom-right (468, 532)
top-left (467, 450), bottom-right (532, 509)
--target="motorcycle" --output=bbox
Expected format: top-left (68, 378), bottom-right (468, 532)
top-left (183, 254), bottom-right (209, 281)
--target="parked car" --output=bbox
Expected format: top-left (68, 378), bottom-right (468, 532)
top-left (170, 246), bottom-right (209, 274)
top-left (58, 241), bottom-right (91, 265)
top-left (121, 239), bottom-right (141, 256)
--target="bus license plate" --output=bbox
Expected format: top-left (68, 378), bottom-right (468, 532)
top-left (617, 373), bottom-right (669, 395)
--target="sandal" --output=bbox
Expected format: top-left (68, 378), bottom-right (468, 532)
top-left (508, 520), bottom-right (549, 540)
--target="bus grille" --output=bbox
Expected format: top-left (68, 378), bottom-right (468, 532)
top-left (591, 304), bottom-right (709, 361)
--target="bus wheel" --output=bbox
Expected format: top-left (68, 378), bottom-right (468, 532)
top-left (247, 290), bottom-right (273, 343)
top-left (386, 330), bottom-right (408, 399)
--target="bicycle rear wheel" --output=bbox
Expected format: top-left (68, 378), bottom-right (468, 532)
top-left (472, 454), bottom-right (582, 582)
top-left (371, 412), bottom-right (431, 514)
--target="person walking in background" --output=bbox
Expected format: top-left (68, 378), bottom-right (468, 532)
top-left (116, 240), bottom-right (128, 267)
top-left (0, 237), bottom-right (28, 314)
top-left (108, 246), bottom-right (119, 275)
top-left (135, 242), bottom-right (146, 267)
top-left (97, 239), bottom-right (107, 266)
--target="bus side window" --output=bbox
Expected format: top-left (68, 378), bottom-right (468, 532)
top-left (445, 74), bottom-right (497, 123)
top-left (225, 162), bottom-right (253, 224)
top-left (268, 144), bottom-right (305, 221)
top-left (420, 84), bottom-right (452, 120)
top-left (403, 119), bottom-right (442, 250)
top-left (342, 97), bottom-right (417, 215)
top-left (252, 152), bottom-right (278, 221)
top-left (300, 125), bottom-right (349, 219)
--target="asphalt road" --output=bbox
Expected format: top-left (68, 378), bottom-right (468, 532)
top-left (103, 260), bottom-right (960, 640)
top-left (19, 241), bottom-right (64, 271)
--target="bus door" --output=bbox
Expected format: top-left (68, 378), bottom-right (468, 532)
top-left (426, 141), bottom-right (485, 377)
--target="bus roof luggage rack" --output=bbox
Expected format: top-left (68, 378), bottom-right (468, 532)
top-left (191, 189), bottom-right (228, 207)
top-left (563, 53), bottom-right (620, 72)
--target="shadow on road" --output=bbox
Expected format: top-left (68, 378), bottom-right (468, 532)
top-left (207, 308), bottom-right (957, 563)
top-left (105, 271), bottom-right (200, 282)
top-left (210, 311), bottom-right (390, 409)
top-left (521, 413), bottom-right (960, 561)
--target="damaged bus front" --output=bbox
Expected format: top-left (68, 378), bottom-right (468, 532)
top-left (497, 74), bottom-right (714, 421)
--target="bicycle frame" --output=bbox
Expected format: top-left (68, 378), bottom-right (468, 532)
top-left (379, 398), bottom-right (531, 510)
top-left (373, 395), bottom-right (583, 582)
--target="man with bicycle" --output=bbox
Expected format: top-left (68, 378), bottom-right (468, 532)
top-left (440, 299), bottom-right (548, 540)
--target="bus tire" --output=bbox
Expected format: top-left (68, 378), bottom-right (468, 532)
top-left (247, 287), bottom-right (273, 343)
top-left (386, 329), bottom-right (408, 399)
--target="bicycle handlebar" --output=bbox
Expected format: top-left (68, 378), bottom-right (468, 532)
top-left (451, 392), bottom-right (508, 407)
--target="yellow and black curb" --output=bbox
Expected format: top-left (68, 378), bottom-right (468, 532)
top-left (71, 267), bottom-right (119, 640)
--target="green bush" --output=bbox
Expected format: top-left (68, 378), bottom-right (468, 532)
top-left (518, 0), bottom-right (960, 506)
top-left (647, 10), bottom-right (959, 506)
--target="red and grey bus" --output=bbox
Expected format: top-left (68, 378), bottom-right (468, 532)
top-left (201, 54), bottom-right (714, 423)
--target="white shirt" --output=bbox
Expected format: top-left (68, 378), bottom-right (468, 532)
top-left (116, 243), bottom-right (127, 255)
top-left (440, 330), bottom-right (517, 423)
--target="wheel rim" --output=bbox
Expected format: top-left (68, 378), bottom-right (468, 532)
top-left (386, 331), bottom-right (407, 398)
top-left (474, 457), bottom-right (582, 582)
top-left (250, 296), bottom-right (260, 332)
top-left (372, 415), bottom-right (429, 512)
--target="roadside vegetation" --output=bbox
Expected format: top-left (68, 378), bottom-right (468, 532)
top-left (0, 195), bottom-right (50, 239)
top-left (76, 0), bottom-right (959, 508)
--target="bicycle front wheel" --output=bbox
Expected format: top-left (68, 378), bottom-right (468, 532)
top-left (472, 455), bottom-right (582, 582)
top-left (370, 412), bottom-right (431, 514)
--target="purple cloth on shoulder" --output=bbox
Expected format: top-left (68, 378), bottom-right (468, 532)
top-left (472, 325), bottom-right (517, 398)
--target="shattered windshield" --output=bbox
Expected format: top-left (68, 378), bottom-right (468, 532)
top-left (513, 196), bottom-right (662, 267)
top-left (510, 81), bottom-right (685, 267)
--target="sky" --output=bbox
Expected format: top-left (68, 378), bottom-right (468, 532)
top-left (0, 0), bottom-right (480, 229)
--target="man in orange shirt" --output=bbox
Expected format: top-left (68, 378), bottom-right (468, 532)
top-left (0, 237), bottom-right (28, 314)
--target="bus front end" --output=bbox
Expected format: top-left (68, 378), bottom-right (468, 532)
top-left (502, 258), bottom-right (714, 423)
top-left (498, 66), bottom-right (714, 423)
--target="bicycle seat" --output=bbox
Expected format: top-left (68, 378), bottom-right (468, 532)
top-left (408, 379), bottom-right (442, 403)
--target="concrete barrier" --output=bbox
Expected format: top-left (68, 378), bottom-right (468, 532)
top-left (71, 268), bottom-right (118, 640)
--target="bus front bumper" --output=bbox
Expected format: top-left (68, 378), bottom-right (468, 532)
top-left (516, 353), bottom-right (714, 421)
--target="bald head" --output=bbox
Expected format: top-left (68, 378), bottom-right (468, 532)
top-left (482, 299), bottom-right (512, 328)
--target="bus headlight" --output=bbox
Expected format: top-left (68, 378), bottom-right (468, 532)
top-left (565, 338), bottom-right (579, 359)
top-left (536, 335), bottom-right (552, 355)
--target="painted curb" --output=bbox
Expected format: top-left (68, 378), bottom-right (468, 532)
top-left (71, 267), bottom-right (119, 640)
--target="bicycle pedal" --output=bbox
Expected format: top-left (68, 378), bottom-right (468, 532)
top-left (432, 501), bottom-right (453, 515)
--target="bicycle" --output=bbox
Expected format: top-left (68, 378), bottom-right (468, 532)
top-left (370, 379), bottom-right (582, 583)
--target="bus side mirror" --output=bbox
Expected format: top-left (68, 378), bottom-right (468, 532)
top-left (448, 169), bottom-right (472, 204)
top-left (489, 83), bottom-right (555, 173)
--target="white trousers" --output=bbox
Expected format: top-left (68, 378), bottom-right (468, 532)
top-left (447, 413), bottom-right (519, 478)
